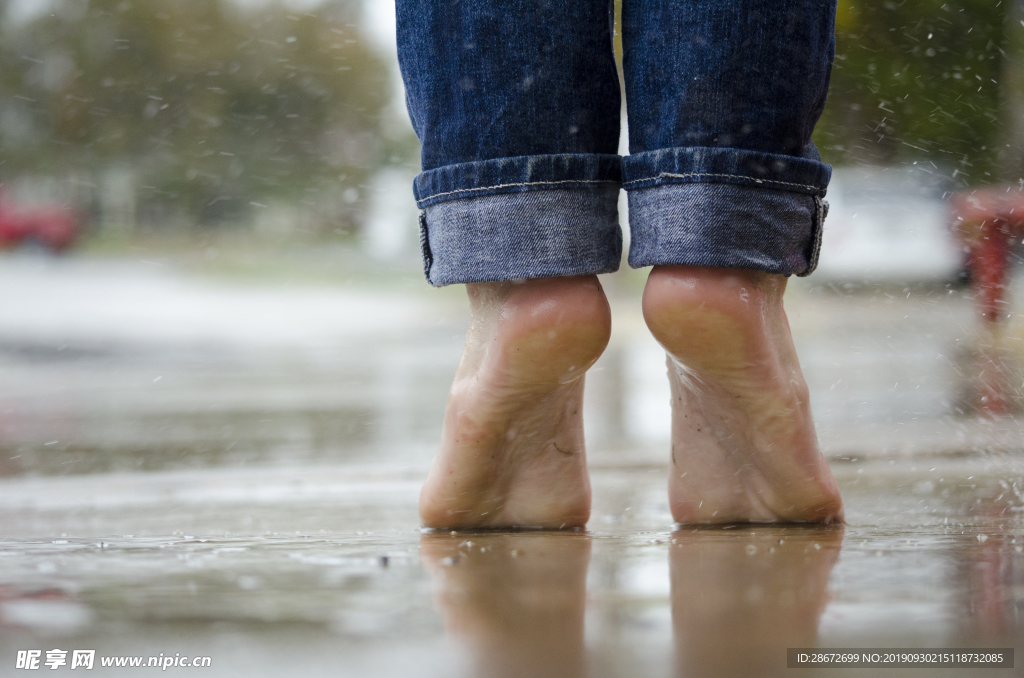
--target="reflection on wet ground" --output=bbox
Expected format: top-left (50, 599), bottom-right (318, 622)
top-left (0, 256), bottom-right (1022, 676)
top-left (0, 459), bottom-right (1020, 677)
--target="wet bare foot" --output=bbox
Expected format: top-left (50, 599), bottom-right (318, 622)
top-left (643, 265), bottom-right (843, 524)
top-left (419, 276), bottom-right (611, 529)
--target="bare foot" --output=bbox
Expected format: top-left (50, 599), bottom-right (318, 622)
top-left (419, 276), bottom-right (611, 529)
top-left (643, 265), bottom-right (843, 524)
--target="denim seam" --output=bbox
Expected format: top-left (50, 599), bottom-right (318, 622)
top-left (418, 178), bottom-right (621, 203)
top-left (418, 211), bottom-right (433, 283)
top-left (623, 172), bottom-right (820, 192)
top-left (798, 197), bottom-right (828, 277)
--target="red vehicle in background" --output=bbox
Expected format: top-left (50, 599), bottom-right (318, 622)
top-left (0, 195), bottom-right (78, 253)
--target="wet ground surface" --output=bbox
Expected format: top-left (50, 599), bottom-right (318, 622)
top-left (0, 254), bottom-right (1022, 676)
top-left (0, 459), bottom-right (1020, 677)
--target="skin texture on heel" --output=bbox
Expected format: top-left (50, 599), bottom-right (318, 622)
top-left (419, 275), bottom-right (611, 529)
top-left (642, 265), bottom-right (843, 525)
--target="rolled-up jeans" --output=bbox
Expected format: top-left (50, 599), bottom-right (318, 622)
top-left (397, 0), bottom-right (835, 286)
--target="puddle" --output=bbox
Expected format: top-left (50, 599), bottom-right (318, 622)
top-left (0, 460), bottom-right (1016, 677)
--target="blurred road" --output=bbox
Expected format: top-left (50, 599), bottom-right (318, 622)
top-left (1, 252), bottom-right (1022, 478)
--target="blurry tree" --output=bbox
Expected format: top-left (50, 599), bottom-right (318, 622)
top-left (0, 0), bottom-right (394, 230)
top-left (815, 0), bottom-right (1007, 188)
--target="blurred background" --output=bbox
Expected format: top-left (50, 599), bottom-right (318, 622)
top-left (0, 2), bottom-right (1023, 674)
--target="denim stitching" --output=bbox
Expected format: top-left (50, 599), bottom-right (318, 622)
top-left (623, 172), bottom-right (821, 192)
top-left (798, 197), bottom-right (828, 277)
top-left (418, 211), bottom-right (434, 285)
top-left (419, 178), bottom-right (619, 203)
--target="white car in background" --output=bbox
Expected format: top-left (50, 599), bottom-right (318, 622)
top-left (816, 165), bottom-right (964, 283)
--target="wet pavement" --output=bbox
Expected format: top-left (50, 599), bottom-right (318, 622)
top-left (0, 459), bottom-right (1020, 677)
top-left (0, 254), bottom-right (1022, 676)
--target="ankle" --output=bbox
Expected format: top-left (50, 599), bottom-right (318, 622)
top-left (463, 276), bottom-right (612, 389)
top-left (642, 265), bottom-right (786, 358)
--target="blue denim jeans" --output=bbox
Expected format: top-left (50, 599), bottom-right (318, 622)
top-left (397, 0), bottom-right (835, 286)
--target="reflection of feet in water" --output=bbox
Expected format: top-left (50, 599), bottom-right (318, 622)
top-left (419, 276), bottom-right (610, 529)
top-left (671, 526), bottom-right (843, 678)
top-left (420, 531), bottom-right (590, 678)
top-left (643, 266), bottom-right (844, 524)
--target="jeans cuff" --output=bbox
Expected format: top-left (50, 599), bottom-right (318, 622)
top-left (413, 153), bottom-right (621, 209)
top-left (420, 186), bottom-right (623, 287)
top-left (621, 146), bottom-right (831, 197)
top-left (625, 182), bottom-right (828, 277)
